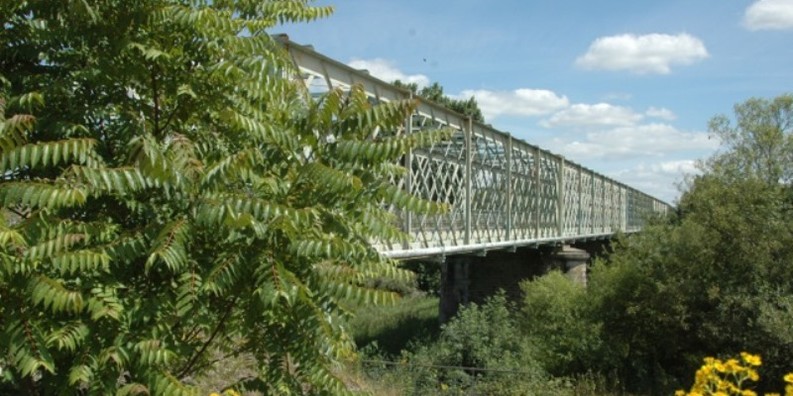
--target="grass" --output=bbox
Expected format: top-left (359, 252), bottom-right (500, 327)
top-left (347, 294), bottom-right (440, 355)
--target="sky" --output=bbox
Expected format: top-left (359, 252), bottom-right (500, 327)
top-left (279, 0), bottom-right (793, 203)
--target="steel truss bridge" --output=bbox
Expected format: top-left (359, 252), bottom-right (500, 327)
top-left (278, 35), bottom-right (673, 260)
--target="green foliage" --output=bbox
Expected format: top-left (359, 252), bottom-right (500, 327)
top-left (576, 94), bottom-right (793, 394)
top-left (352, 285), bottom-right (618, 395)
top-left (399, 260), bottom-right (442, 296)
top-left (519, 271), bottom-right (602, 376)
top-left (707, 93), bottom-right (793, 183)
top-left (583, 179), bottom-right (793, 392)
top-left (0, 0), bottom-right (448, 394)
top-left (375, 293), bottom-right (559, 395)
top-left (431, 293), bottom-right (528, 372)
top-left (480, 94), bottom-right (793, 395)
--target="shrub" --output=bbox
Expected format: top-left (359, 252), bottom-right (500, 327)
top-left (519, 271), bottom-right (602, 376)
top-left (362, 292), bottom-right (566, 395)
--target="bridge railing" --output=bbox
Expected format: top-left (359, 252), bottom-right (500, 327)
top-left (278, 35), bottom-right (672, 259)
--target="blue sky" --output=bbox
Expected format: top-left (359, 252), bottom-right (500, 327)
top-left (279, 0), bottom-right (793, 203)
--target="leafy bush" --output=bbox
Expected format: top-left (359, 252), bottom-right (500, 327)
top-left (361, 292), bottom-right (568, 395)
top-left (582, 178), bottom-right (793, 393)
top-left (399, 261), bottom-right (442, 296)
top-left (519, 271), bottom-right (602, 376)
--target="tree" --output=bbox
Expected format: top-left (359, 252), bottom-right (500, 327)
top-left (0, 1), bottom-right (445, 394)
top-left (509, 94), bottom-right (793, 394)
top-left (707, 94), bottom-right (793, 183)
top-left (580, 93), bottom-right (793, 393)
top-left (393, 81), bottom-right (485, 122)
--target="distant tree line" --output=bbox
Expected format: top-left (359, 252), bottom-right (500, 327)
top-left (393, 80), bottom-right (485, 123)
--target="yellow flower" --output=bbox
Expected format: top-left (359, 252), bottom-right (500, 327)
top-left (740, 352), bottom-right (762, 366)
top-left (785, 373), bottom-right (793, 383)
top-left (741, 390), bottom-right (757, 396)
top-left (724, 359), bottom-right (742, 374)
top-left (209, 391), bottom-right (240, 396)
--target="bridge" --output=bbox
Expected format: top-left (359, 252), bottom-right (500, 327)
top-left (278, 35), bottom-right (674, 318)
top-left (278, 35), bottom-right (673, 263)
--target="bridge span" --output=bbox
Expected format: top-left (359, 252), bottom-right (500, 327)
top-left (278, 35), bottom-right (673, 261)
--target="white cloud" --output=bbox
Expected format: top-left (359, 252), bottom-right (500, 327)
top-left (645, 106), bottom-right (676, 121)
top-left (610, 160), bottom-right (702, 203)
top-left (348, 58), bottom-right (430, 88)
top-left (654, 159), bottom-right (699, 175)
top-left (535, 101), bottom-right (712, 202)
top-left (456, 88), bottom-right (569, 119)
top-left (556, 123), bottom-right (718, 160)
top-left (575, 33), bottom-right (709, 74)
top-left (744, 0), bottom-right (793, 30)
top-left (541, 103), bottom-right (643, 128)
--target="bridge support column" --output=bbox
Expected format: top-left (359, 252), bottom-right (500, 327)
top-left (439, 257), bottom-right (470, 322)
top-left (553, 245), bottom-right (590, 286)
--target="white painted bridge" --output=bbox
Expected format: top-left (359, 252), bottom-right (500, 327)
top-left (278, 35), bottom-right (673, 260)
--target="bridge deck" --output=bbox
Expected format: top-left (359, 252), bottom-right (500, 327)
top-left (277, 35), bottom-right (672, 260)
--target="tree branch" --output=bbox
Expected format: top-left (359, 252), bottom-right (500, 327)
top-left (7, 206), bottom-right (29, 219)
top-left (177, 296), bottom-right (237, 379)
top-left (151, 65), bottom-right (161, 138)
top-left (191, 340), bottom-right (255, 376)
top-left (160, 101), bottom-right (180, 136)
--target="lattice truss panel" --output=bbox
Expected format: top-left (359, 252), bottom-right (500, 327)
top-left (469, 131), bottom-right (510, 243)
top-left (625, 190), bottom-right (653, 232)
top-left (280, 36), bottom-right (673, 257)
top-left (579, 172), bottom-right (594, 234)
top-left (408, 113), bottom-right (467, 250)
top-left (536, 153), bottom-right (560, 238)
top-left (592, 177), bottom-right (605, 234)
top-left (605, 183), bottom-right (622, 232)
top-left (560, 166), bottom-right (629, 237)
top-left (508, 144), bottom-right (538, 241)
top-left (562, 165), bottom-right (579, 237)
